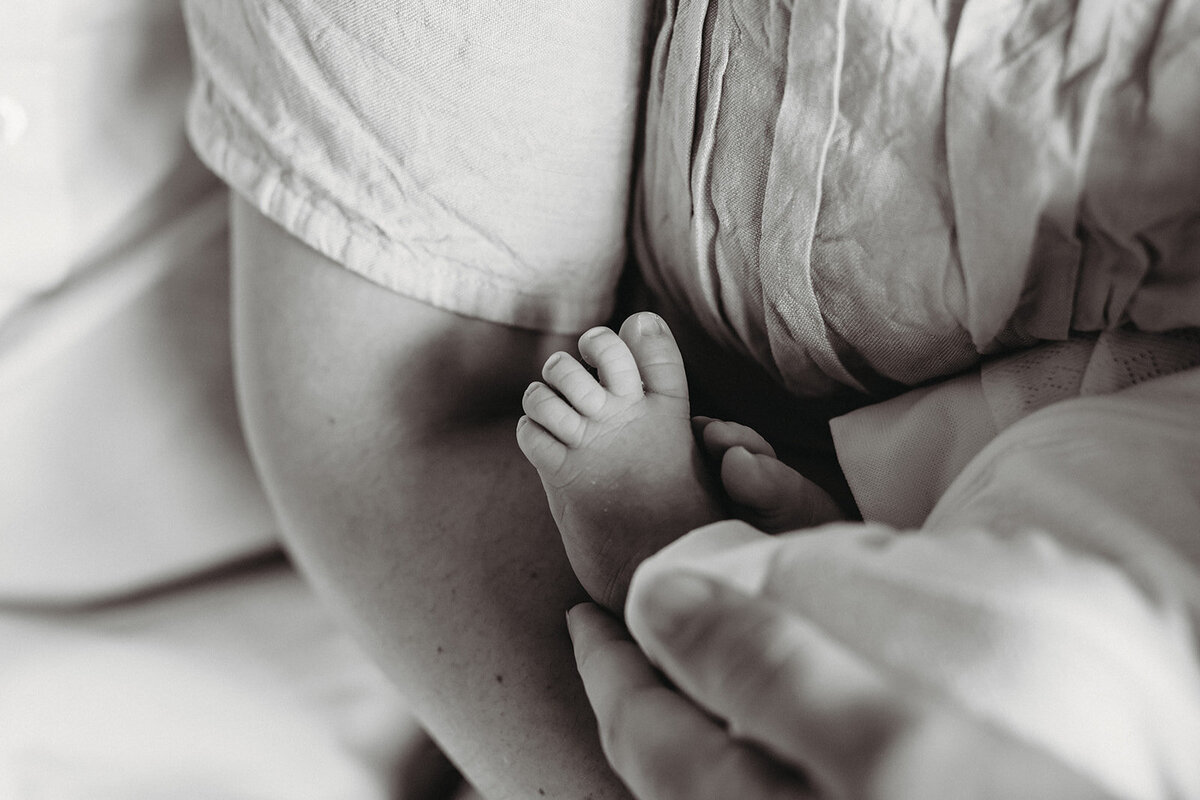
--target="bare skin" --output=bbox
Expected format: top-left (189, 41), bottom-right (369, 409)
top-left (517, 312), bottom-right (723, 612)
top-left (693, 416), bottom-right (845, 535)
top-left (232, 200), bottom-right (632, 800)
top-left (517, 311), bottom-right (843, 612)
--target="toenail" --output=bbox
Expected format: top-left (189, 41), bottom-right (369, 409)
top-left (637, 313), bottom-right (665, 334)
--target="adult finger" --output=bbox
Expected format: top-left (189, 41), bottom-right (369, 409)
top-left (625, 570), bottom-right (924, 798)
top-left (566, 603), bottom-right (812, 800)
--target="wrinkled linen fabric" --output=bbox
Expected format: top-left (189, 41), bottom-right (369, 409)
top-left (635, 0), bottom-right (1200, 397)
top-left (833, 329), bottom-right (1200, 527)
top-left (631, 367), bottom-right (1200, 800)
top-left (185, 0), bottom-right (650, 334)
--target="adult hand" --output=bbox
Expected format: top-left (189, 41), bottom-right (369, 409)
top-left (567, 528), bottom-right (1115, 800)
top-left (566, 600), bottom-right (812, 800)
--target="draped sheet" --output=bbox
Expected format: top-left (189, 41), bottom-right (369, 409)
top-left (632, 363), bottom-right (1200, 800)
top-left (636, 0), bottom-right (1200, 397)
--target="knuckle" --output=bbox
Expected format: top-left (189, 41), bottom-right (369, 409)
top-left (532, 390), bottom-right (559, 412)
top-left (596, 340), bottom-right (623, 362)
top-left (565, 372), bottom-right (600, 402)
top-left (609, 363), bottom-right (641, 383)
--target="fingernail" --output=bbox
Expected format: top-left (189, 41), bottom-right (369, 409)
top-left (732, 445), bottom-right (772, 474)
top-left (641, 571), bottom-right (714, 634)
top-left (724, 445), bottom-right (757, 473)
top-left (637, 312), bottom-right (665, 334)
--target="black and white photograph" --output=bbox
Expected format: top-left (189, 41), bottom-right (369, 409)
top-left (2, 1), bottom-right (1198, 798)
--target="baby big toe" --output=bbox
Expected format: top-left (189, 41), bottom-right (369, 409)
top-left (618, 312), bottom-right (688, 401)
top-left (578, 327), bottom-right (643, 398)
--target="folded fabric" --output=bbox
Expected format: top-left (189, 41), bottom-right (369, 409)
top-left (186, 0), bottom-right (651, 334)
top-left (636, 0), bottom-right (1200, 397)
top-left (630, 367), bottom-right (1200, 800)
top-left (832, 329), bottom-right (1200, 528)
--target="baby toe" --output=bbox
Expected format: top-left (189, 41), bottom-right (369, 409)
top-left (699, 418), bottom-right (777, 460)
top-left (720, 447), bottom-right (843, 531)
top-left (578, 327), bottom-right (643, 398)
top-left (522, 382), bottom-right (585, 447)
top-left (516, 415), bottom-right (568, 473)
top-left (542, 351), bottom-right (607, 417)
top-left (618, 313), bottom-right (688, 401)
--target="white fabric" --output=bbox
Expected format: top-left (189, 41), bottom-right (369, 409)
top-left (0, 562), bottom-right (419, 799)
top-left (634, 0), bottom-right (1200, 396)
top-left (1, 0), bottom-right (209, 314)
top-left (0, 0), bottom-right (278, 602)
top-left (631, 366), bottom-right (1200, 799)
top-left (830, 331), bottom-right (1200, 528)
top-left (184, 0), bottom-right (651, 335)
top-left (181, 0), bottom-right (1200, 409)
top-left (829, 369), bottom-right (996, 528)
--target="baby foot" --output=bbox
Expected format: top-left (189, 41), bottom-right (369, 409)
top-left (517, 312), bottom-right (724, 612)
top-left (693, 416), bottom-right (845, 532)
